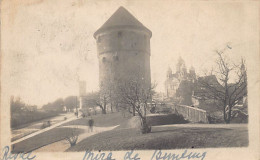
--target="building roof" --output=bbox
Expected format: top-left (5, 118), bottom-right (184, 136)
top-left (94, 6), bottom-right (152, 38)
top-left (197, 75), bottom-right (219, 85)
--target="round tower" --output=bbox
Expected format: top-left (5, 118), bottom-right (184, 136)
top-left (94, 7), bottom-right (152, 92)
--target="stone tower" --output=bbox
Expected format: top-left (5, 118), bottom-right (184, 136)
top-left (94, 7), bottom-right (152, 93)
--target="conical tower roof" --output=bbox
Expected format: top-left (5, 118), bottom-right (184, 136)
top-left (94, 6), bottom-right (152, 38)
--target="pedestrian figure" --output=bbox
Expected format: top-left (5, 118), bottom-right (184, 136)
top-left (88, 117), bottom-right (94, 132)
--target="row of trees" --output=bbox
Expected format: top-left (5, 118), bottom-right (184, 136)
top-left (42, 96), bottom-right (78, 112)
top-left (11, 97), bottom-right (59, 128)
top-left (11, 96), bottom-right (37, 113)
top-left (93, 75), bottom-right (156, 133)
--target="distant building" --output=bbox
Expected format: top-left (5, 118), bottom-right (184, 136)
top-left (79, 81), bottom-right (86, 96)
top-left (193, 73), bottom-right (247, 111)
top-left (164, 57), bottom-right (196, 105)
top-left (192, 75), bottom-right (222, 106)
top-left (79, 81), bottom-right (87, 110)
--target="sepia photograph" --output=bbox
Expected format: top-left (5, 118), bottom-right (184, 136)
top-left (1, 0), bottom-right (259, 159)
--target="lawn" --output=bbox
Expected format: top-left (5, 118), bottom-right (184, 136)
top-left (12, 127), bottom-right (85, 153)
top-left (67, 125), bottom-right (248, 151)
top-left (63, 112), bottom-right (131, 127)
top-left (12, 112), bottom-right (130, 153)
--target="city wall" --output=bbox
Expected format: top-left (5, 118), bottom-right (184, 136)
top-left (172, 104), bottom-right (209, 123)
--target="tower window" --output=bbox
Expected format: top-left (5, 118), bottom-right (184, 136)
top-left (102, 57), bottom-right (106, 63)
top-left (131, 42), bottom-right (137, 48)
top-left (113, 55), bottom-right (119, 61)
top-left (118, 31), bottom-right (122, 37)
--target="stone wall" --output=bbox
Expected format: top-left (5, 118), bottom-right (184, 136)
top-left (172, 104), bottom-right (209, 123)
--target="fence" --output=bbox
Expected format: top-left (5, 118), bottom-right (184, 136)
top-left (172, 105), bottom-right (209, 123)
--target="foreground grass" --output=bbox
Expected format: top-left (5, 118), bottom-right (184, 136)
top-left (12, 127), bottom-right (84, 153)
top-left (67, 126), bottom-right (248, 151)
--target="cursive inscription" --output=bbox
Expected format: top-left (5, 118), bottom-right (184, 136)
top-left (124, 150), bottom-right (140, 160)
top-left (151, 150), bottom-right (207, 160)
top-left (0, 146), bottom-right (36, 160)
top-left (83, 150), bottom-right (114, 160)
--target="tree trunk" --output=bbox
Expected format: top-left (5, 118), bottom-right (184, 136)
top-left (223, 105), bottom-right (227, 122)
top-left (102, 108), bottom-right (106, 114)
top-left (140, 116), bottom-right (151, 134)
top-left (110, 102), bottom-right (113, 113)
top-left (116, 104), bottom-right (119, 112)
top-left (223, 104), bottom-right (231, 124)
top-left (102, 103), bottom-right (107, 114)
top-left (128, 106), bottom-right (133, 114)
top-left (133, 106), bottom-right (135, 116)
top-left (226, 105), bottom-right (232, 124)
top-left (144, 104), bottom-right (147, 116)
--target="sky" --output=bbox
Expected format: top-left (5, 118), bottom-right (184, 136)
top-left (1, 0), bottom-right (259, 107)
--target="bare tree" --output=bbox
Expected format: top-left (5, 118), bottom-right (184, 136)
top-left (93, 91), bottom-right (109, 114)
top-left (95, 76), bottom-right (119, 114)
top-left (118, 78), bottom-right (156, 134)
top-left (197, 45), bottom-right (247, 123)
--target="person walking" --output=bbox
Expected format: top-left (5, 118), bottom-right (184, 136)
top-left (88, 117), bottom-right (94, 132)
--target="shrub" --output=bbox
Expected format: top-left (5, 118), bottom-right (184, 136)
top-left (65, 128), bottom-right (79, 147)
top-left (146, 113), bottom-right (188, 126)
top-left (207, 115), bottom-right (223, 124)
top-left (141, 124), bottom-right (151, 134)
top-left (41, 121), bottom-right (51, 129)
top-left (154, 107), bottom-right (173, 114)
top-left (150, 107), bottom-right (156, 113)
top-left (66, 135), bottom-right (78, 147)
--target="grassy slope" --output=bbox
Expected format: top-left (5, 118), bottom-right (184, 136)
top-left (67, 126), bottom-right (248, 151)
top-left (12, 112), bottom-right (130, 152)
top-left (12, 111), bottom-right (59, 129)
top-left (12, 127), bottom-right (85, 153)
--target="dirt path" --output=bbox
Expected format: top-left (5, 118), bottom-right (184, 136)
top-left (34, 125), bottom-right (118, 152)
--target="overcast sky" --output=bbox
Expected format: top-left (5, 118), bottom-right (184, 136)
top-left (1, 0), bottom-right (258, 106)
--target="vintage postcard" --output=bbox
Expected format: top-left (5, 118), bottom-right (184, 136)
top-left (1, 0), bottom-right (259, 160)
